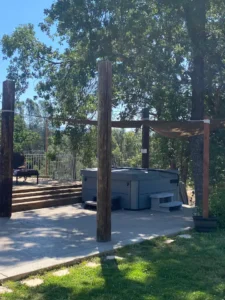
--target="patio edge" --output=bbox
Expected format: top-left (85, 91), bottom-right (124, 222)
top-left (0, 226), bottom-right (192, 283)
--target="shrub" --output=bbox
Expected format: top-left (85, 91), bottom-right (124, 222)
top-left (47, 151), bottom-right (56, 161)
top-left (210, 186), bottom-right (225, 228)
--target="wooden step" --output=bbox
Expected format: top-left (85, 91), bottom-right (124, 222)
top-left (12, 184), bottom-right (82, 194)
top-left (12, 196), bottom-right (82, 212)
top-left (13, 191), bottom-right (82, 204)
top-left (12, 188), bottom-right (82, 199)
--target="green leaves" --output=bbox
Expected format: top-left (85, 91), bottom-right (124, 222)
top-left (0, 0), bottom-right (192, 120)
top-left (2, 0), bottom-right (225, 122)
top-left (2, 0), bottom-right (225, 187)
top-left (13, 115), bottom-right (41, 152)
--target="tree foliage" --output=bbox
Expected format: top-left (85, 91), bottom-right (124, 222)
top-left (2, 0), bottom-right (225, 205)
top-left (13, 115), bottom-right (41, 152)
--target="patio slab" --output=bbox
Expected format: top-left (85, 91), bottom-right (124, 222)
top-left (0, 204), bottom-right (193, 281)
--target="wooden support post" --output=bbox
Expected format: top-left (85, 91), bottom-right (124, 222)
top-left (97, 60), bottom-right (112, 242)
top-left (142, 108), bottom-right (150, 169)
top-left (0, 80), bottom-right (15, 218)
top-left (203, 117), bottom-right (210, 218)
top-left (45, 119), bottom-right (49, 176)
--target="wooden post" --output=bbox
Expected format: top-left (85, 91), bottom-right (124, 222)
top-left (97, 60), bottom-right (112, 242)
top-left (203, 117), bottom-right (210, 218)
top-left (45, 119), bottom-right (49, 176)
top-left (0, 80), bottom-right (15, 218)
top-left (142, 108), bottom-right (150, 169)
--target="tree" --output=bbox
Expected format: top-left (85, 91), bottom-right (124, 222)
top-left (112, 129), bottom-right (142, 167)
top-left (13, 115), bottom-right (41, 152)
top-left (2, 0), bottom-right (225, 206)
top-left (0, 99), bottom-right (44, 153)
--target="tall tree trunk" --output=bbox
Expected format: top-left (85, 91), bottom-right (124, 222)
top-left (184, 0), bottom-right (207, 206)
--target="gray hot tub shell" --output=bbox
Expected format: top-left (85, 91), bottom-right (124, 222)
top-left (81, 168), bottom-right (179, 210)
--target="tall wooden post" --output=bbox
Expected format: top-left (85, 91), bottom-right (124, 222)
top-left (45, 119), bottom-right (49, 176)
top-left (142, 108), bottom-right (150, 169)
top-left (97, 60), bottom-right (112, 242)
top-left (203, 117), bottom-right (210, 218)
top-left (0, 80), bottom-right (15, 218)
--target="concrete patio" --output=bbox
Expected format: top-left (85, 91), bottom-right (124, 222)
top-left (0, 204), bottom-right (193, 282)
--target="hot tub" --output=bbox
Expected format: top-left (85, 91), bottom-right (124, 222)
top-left (81, 168), bottom-right (179, 210)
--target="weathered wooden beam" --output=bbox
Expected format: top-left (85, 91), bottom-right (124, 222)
top-left (142, 108), bottom-right (150, 169)
top-left (97, 60), bottom-right (112, 242)
top-left (0, 80), bottom-right (15, 218)
top-left (203, 117), bottom-right (210, 218)
top-left (45, 119), bottom-right (49, 176)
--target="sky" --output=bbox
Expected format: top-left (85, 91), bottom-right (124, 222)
top-left (0, 1), bottom-right (123, 120)
top-left (0, 0), bottom-right (56, 99)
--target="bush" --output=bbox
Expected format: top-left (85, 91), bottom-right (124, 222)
top-left (210, 186), bottom-right (225, 228)
top-left (47, 151), bottom-right (56, 161)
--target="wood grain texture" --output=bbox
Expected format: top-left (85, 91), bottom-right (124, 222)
top-left (203, 118), bottom-right (210, 218)
top-left (142, 108), bottom-right (150, 168)
top-left (0, 80), bottom-right (15, 218)
top-left (96, 61), bottom-right (112, 242)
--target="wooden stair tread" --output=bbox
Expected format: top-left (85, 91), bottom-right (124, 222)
top-left (13, 184), bottom-right (82, 194)
top-left (12, 188), bottom-right (82, 198)
top-left (12, 196), bottom-right (81, 206)
top-left (12, 196), bottom-right (82, 212)
top-left (13, 191), bottom-right (81, 202)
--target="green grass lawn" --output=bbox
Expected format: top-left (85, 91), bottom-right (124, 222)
top-left (2, 231), bottom-right (225, 300)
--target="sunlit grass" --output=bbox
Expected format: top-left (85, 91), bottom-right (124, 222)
top-left (2, 231), bottom-right (225, 300)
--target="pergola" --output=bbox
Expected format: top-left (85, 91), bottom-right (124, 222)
top-left (0, 60), bottom-right (224, 242)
